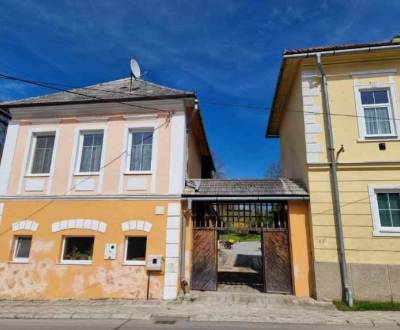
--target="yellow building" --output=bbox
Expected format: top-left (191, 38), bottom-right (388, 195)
top-left (267, 37), bottom-right (400, 302)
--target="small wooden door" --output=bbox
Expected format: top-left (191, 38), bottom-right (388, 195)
top-left (191, 229), bottom-right (218, 291)
top-left (262, 229), bottom-right (292, 294)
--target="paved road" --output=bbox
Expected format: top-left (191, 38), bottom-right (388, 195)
top-left (0, 319), bottom-right (395, 330)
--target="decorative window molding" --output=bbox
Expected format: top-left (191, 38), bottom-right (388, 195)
top-left (12, 235), bottom-right (32, 263)
top-left (52, 219), bottom-right (107, 233)
top-left (121, 220), bottom-right (152, 232)
top-left (353, 69), bottom-right (400, 140)
top-left (12, 220), bottom-right (39, 232)
top-left (125, 128), bottom-right (155, 174)
top-left (368, 184), bottom-right (400, 236)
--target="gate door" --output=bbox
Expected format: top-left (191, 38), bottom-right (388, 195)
top-left (191, 229), bottom-right (217, 291)
top-left (262, 229), bottom-right (292, 294)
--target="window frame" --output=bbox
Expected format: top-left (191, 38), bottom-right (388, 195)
top-left (123, 236), bottom-right (147, 266)
top-left (12, 235), bottom-right (32, 263)
top-left (368, 185), bottom-right (400, 236)
top-left (125, 128), bottom-right (155, 175)
top-left (359, 88), bottom-right (396, 138)
top-left (75, 129), bottom-right (105, 176)
top-left (60, 236), bottom-right (95, 265)
top-left (26, 131), bottom-right (57, 177)
top-left (353, 71), bottom-right (400, 141)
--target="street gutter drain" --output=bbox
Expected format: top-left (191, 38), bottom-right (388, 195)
top-left (154, 320), bottom-right (177, 325)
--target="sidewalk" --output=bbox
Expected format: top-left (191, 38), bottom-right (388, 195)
top-left (0, 293), bottom-right (399, 328)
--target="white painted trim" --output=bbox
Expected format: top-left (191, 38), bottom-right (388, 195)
top-left (118, 126), bottom-right (129, 194)
top-left (168, 113), bottom-right (186, 194)
top-left (121, 220), bottom-right (152, 232)
top-left (12, 220), bottom-right (39, 232)
top-left (0, 121), bottom-right (20, 194)
top-left (98, 126), bottom-right (108, 194)
top-left (18, 128), bottom-right (58, 195)
top-left (47, 128), bottom-right (60, 194)
top-left (60, 236), bottom-right (94, 265)
top-left (51, 219), bottom-right (107, 233)
top-left (368, 184), bottom-right (400, 236)
top-left (151, 127), bottom-right (159, 193)
top-left (123, 236), bottom-right (147, 266)
top-left (353, 71), bottom-right (400, 140)
top-left (67, 128), bottom-right (80, 193)
top-left (0, 194), bottom-right (181, 200)
top-left (352, 68), bottom-right (397, 78)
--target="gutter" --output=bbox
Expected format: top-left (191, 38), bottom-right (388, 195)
top-left (316, 53), bottom-right (353, 307)
top-left (183, 195), bottom-right (309, 201)
top-left (284, 43), bottom-right (400, 59)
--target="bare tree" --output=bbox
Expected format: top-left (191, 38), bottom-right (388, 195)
top-left (211, 150), bottom-right (226, 179)
top-left (265, 160), bottom-right (281, 178)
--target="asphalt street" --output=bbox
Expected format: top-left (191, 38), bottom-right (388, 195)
top-left (0, 319), bottom-right (395, 330)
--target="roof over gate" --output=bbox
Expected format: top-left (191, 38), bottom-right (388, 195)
top-left (183, 178), bottom-right (308, 199)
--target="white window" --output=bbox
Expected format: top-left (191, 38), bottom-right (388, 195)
top-left (77, 131), bottom-right (104, 174)
top-left (29, 133), bottom-right (55, 174)
top-left (369, 186), bottom-right (400, 236)
top-left (127, 130), bottom-right (153, 172)
top-left (61, 236), bottom-right (94, 264)
top-left (124, 236), bottom-right (147, 265)
top-left (359, 89), bottom-right (395, 137)
top-left (12, 236), bottom-right (32, 263)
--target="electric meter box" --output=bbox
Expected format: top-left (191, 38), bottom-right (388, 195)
top-left (146, 255), bottom-right (163, 271)
top-left (104, 243), bottom-right (117, 260)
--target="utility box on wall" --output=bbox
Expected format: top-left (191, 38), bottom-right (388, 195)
top-left (146, 255), bottom-right (163, 271)
top-left (104, 243), bottom-right (117, 260)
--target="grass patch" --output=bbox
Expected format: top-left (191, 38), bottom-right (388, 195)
top-left (219, 233), bottom-right (260, 243)
top-left (334, 300), bottom-right (400, 311)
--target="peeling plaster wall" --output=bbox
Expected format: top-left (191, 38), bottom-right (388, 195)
top-left (0, 199), bottom-right (174, 300)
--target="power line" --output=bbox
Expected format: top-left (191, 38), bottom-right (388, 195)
top-left (3, 72), bottom-right (400, 124)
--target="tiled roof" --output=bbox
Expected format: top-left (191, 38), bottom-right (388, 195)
top-left (183, 179), bottom-right (308, 197)
top-left (284, 40), bottom-right (397, 56)
top-left (0, 78), bottom-right (194, 107)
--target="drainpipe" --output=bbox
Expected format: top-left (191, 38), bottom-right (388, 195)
top-left (316, 53), bottom-right (353, 307)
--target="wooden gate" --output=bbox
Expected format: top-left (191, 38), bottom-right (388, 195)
top-left (191, 229), bottom-right (218, 291)
top-left (262, 229), bottom-right (292, 294)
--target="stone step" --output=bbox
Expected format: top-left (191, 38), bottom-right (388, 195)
top-left (189, 290), bottom-right (332, 308)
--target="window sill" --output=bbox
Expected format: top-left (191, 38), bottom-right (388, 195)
top-left (9, 260), bottom-right (30, 264)
top-left (73, 172), bottom-right (100, 176)
top-left (24, 173), bottom-right (50, 178)
top-left (373, 230), bottom-right (400, 237)
top-left (124, 171), bottom-right (152, 175)
top-left (358, 136), bottom-right (399, 142)
top-left (123, 261), bottom-right (146, 266)
top-left (59, 260), bottom-right (93, 265)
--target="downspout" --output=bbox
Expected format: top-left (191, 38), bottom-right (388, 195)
top-left (316, 53), bottom-right (353, 306)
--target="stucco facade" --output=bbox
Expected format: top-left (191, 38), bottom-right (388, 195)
top-left (0, 78), bottom-right (213, 300)
top-left (268, 45), bottom-right (400, 301)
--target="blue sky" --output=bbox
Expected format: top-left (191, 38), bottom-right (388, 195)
top-left (1, 0), bottom-right (400, 178)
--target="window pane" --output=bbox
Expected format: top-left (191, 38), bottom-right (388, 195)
top-left (379, 209), bottom-right (392, 227)
top-left (361, 91), bottom-right (374, 105)
top-left (126, 237), bottom-right (147, 261)
top-left (375, 107), bottom-right (391, 134)
top-left (129, 131), bottom-right (153, 171)
top-left (391, 210), bottom-right (400, 227)
top-left (31, 135), bottom-right (55, 174)
top-left (388, 193), bottom-right (400, 209)
top-left (14, 237), bottom-right (32, 259)
top-left (377, 193), bottom-right (389, 209)
top-left (63, 237), bottom-right (94, 260)
top-left (364, 108), bottom-right (378, 135)
top-left (373, 90), bottom-right (389, 104)
top-left (79, 133), bottom-right (103, 172)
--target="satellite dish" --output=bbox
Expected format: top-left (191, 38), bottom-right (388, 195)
top-left (130, 59), bottom-right (141, 79)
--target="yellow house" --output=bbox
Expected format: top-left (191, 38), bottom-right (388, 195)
top-left (267, 37), bottom-right (400, 302)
